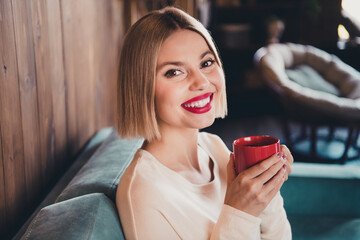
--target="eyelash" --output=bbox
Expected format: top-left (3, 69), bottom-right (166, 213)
top-left (201, 59), bottom-right (216, 68)
top-left (164, 69), bottom-right (181, 78)
top-left (163, 58), bottom-right (216, 78)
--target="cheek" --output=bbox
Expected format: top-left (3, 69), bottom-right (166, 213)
top-left (210, 67), bottom-right (225, 92)
top-left (155, 82), bottom-right (182, 114)
top-left (209, 68), bottom-right (225, 113)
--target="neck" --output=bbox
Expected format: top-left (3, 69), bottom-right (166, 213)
top-left (144, 127), bottom-right (200, 172)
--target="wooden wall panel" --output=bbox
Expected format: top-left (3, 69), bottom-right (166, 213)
top-left (30, 0), bottom-right (67, 179)
top-left (92, 0), bottom-right (123, 130)
top-left (0, 0), bottom-right (126, 237)
top-left (61, 0), bottom-right (97, 155)
top-left (45, 0), bottom-right (68, 170)
top-left (12, 0), bottom-right (42, 206)
top-left (0, 0), bottom-right (27, 234)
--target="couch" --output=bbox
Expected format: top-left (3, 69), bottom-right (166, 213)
top-left (18, 127), bottom-right (360, 240)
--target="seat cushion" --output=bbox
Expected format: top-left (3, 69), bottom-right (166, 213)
top-left (289, 216), bottom-right (360, 240)
top-left (283, 163), bottom-right (360, 240)
top-left (257, 43), bottom-right (360, 121)
top-left (285, 65), bottom-right (340, 96)
top-left (23, 193), bottom-right (125, 240)
top-left (56, 129), bottom-right (143, 202)
top-left (282, 163), bottom-right (360, 217)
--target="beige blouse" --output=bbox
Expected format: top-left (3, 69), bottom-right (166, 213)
top-left (116, 132), bottom-right (291, 239)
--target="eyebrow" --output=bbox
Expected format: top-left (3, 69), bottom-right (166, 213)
top-left (156, 50), bottom-right (215, 71)
top-left (200, 50), bottom-right (213, 59)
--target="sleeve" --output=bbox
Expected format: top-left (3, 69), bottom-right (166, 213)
top-left (210, 204), bottom-right (262, 240)
top-left (259, 192), bottom-right (292, 240)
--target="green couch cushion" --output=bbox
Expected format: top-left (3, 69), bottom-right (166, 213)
top-left (289, 216), bottom-right (360, 240)
top-left (76, 127), bottom-right (114, 163)
top-left (23, 193), bottom-right (124, 240)
top-left (281, 163), bottom-right (360, 217)
top-left (56, 129), bottom-right (143, 203)
top-left (285, 65), bottom-right (340, 96)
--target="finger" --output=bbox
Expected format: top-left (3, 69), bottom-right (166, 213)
top-left (244, 152), bottom-right (285, 179)
top-left (280, 145), bottom-right (293, 177)
top-left (265, 172), bottom-right (286, 200)
top-left (227, 153), bottom-right (236, 186)
top-left (263, 164), bottom-right (286, 196)
top-left (256, 158), bottom-right (285, 184)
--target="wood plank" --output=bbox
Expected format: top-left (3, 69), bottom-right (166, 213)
top-left (60, 0), bottom-right (77, 157)
top-left (30, 0), bottom-right (68, 174)
top-left (29, 0), bottom-right (55, 182)
top-left (93, 0), bottom-right (122, 129)
top-left (12, 0), bottom-right (42, 207)
top-left (61, 0), bottom-right (97, 155)
top-left (0, 0), bottom-right (26, 233)
top-left (46, 0), bottom-right (68, 169)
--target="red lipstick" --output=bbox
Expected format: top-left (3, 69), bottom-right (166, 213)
top-left (181, 93), bottom-right (213, 114)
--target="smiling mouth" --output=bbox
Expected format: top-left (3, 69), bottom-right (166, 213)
top-left (181, 93), bottom-right (213, 114)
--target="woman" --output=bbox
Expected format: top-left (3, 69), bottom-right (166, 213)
top-left (116, 7), bottom-right (292, 239)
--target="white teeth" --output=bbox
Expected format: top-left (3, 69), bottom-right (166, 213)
top-left (184, 96), bottom-right (211, 108)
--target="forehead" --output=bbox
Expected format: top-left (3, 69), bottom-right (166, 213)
top-left (157, 30), bottom-right (211, 62)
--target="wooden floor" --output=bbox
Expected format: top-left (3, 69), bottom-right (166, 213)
top-left (204, 114), bottom-right (360, 167)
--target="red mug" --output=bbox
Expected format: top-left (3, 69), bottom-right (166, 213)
top-left (233, 136), bottom-right (280, 174)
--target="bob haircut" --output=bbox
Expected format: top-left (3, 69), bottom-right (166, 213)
top-left (117, 7), bottom-right (227, 141)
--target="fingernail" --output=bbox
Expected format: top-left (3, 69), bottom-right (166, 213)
top-left (281, 152), bottom-right (287, 162)
top-left (282, 164), bottom-right (287, 170)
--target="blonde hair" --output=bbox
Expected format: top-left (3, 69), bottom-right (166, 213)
top-left (117, 7), bottom-right (227, 141)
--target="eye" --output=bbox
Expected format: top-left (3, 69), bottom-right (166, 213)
top-left (201, 59), bottom-right (215, 68)
top-left (164, 69), bottom-right (182, 78)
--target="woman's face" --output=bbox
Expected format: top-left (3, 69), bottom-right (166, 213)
top-left (155, 29), bottom-right (224, 133)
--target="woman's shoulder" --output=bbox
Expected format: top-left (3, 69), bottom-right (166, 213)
top-left (117, 150), bottom-right (164, 206)
top-left (118, 149), bottom-right (179, 196)
top-left (118, 149), bottom-right (159, 188)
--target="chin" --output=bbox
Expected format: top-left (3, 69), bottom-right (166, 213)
top-left (197, 116), bottom-right (215, 130)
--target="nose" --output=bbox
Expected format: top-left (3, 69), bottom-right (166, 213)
top-left (189, 69), bottom-right (210, 91)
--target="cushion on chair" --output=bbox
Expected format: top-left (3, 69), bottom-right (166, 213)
top-left (23, 193), bottom-right (125, 240)
top-left (285, 65), bottom-right (340, 96)
top-left (257, 43), bottom-right (360, 121)
top-left (322, 56), bottom-right (360, 100)
top-left (56, 129), bottom-right (143, 203)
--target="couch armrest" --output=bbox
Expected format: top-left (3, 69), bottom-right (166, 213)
top-left (56, 129), bottom-right (143, 203)
top-left (22, 193), bottom-right (125, 240)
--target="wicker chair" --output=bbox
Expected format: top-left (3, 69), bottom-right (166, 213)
top-left (254, 43), bottom-right (360, 164)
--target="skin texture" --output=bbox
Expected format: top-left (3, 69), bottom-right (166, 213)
top-left (144, 29), bottom-right (293, 217)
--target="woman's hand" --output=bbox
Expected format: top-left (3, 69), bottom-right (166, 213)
top-left (224, 148), bottom-right (289, 217)
top-left (280, 145), bottom-right (293, 181)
